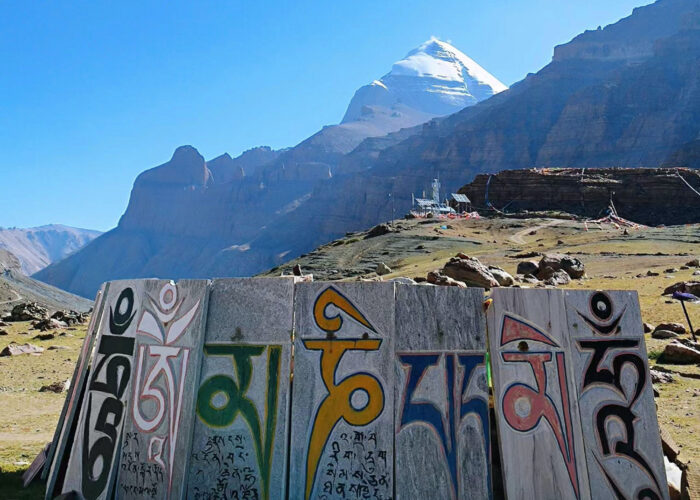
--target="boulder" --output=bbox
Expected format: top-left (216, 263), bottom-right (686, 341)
top-left (50, 310), bottom-right (88, 325)
top-left (545, 269), bottom-right (571, 286)
top-left (537, 253), bottom-right (585, 280)
top-left (650, 369), bottom-right (675, 384)
top-left (442, 255), bottom-right (499, 289)
top-left (427, 271), bottom-right (467, 288)
top-left (39, 380), bottom-right (70, 393)
top-left (33, 318), bottom-right (67, 332)
top-left (365, 223), bottom-right (393, 239)
top-left (686, 258), bottom-right (699, 267)
top-left (376, 263), bottom-right (392, 276)
top-left (663, 281), bottom-right (700, 296)
top-left (0, 342), bottom-right (44, 357)
top-left (659, 424), bottom-right (681, 462)
top-left (488, 266), bottom-right (514, 287)
top-left (653, 329), bottom-right (680, 340)
top-left (655, 323), bottom-right (687, 335)
top-left (666, 457), bottom-right (682, 500)
top-left (389, 277), bottom-right (416, 285)
top-left (537, 265), bottom-right (556, 280)
top-left (522, 274), bottom-right (540, 284)
top-left (8, 302), bottom-right (48, 322)
top-left (33, 333), bottom-right (56, 341)
top-left (659, 340), bottom-right (700, 364)
top-left (517, 260), bottom-right (539, 276)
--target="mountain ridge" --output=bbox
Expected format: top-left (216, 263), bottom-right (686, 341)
top-left (0, 224), bottom-right (101, 275)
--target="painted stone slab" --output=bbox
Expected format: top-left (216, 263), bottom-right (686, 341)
top-left (44, 284), bottom-right (109, 499)
top-left (61, 280), bottom-right (152, 500)
top-left (187, 278), bottom-right (294, 500)
top-left (290, 282), bottom-right (395, 500)
top-left (487, 288), bottom-right (591, 500)
top-left (394, 286), bottom-right (490, 500)
top-left (564, 290), bottom-right (668, 499)
top-left (115, 279), bottom-right (210, 500)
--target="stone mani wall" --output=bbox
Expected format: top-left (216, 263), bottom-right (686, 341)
top-left (44, 279), bottom-right (666, 500)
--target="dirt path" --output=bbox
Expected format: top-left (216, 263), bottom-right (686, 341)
top-left (0, 289), bottom-right (21, 305)
top-left (509, 219), bottom-right (564, 245)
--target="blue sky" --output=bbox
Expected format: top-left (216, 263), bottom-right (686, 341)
top-left (0, 0), bottom-right (651, 231)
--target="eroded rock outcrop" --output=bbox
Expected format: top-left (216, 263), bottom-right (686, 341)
top-left (460, 168), bottom-right (700, 225)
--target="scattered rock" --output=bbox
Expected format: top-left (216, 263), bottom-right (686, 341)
top-left (545, 269), bottom-right (571, 286)
top-left (653, 329), bottom-right (680, 340)
top-left (686, 258), bottom-right (699, 267)
top-left (695, 270), bottom-right (700, 276)
top-left (643, 322), bottom-right (654, 333)
top-left (0, 342), bottom-right (44, 357)
top-left (0, 320), bottom-right (7, 327)
top-left (647, 270), bottom-right (660, 276)
top-left (655, 323), bottom-right (687, 335)
top-left (39, 380), bottom-right (70, 393)
top-left (659, 340), bottom-right (700, 364)
top-left (442, 255), bottom-right (499, 289)
top-left (488, 266), bottom-right (514, 287)
top-left (376, 263), bottom-right (392, 276)
top-left (365, 223), bottom-right (393, 239)
top-left (522, 274), bottom-right (539, 284)
top-left (665, 268), bottom-right (679, 274)
top-left (292, 264), bottom-right (303, 276)
top-left (663, 281), bottom-right (700, 296)
top-left (0, 329), bottom-right (7, 336)
top-left (680, 266), bottom-right (690, 270)
top-left (427, 271), bottom-right (467, 288)
top-left (517, 260), bottom-right (539, 276)
top-left (47, 345), bottom-right (70, 351)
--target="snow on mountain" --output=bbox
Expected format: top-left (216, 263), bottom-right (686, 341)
top-left (342, 37), bottom-right (507, 124)
top-left (0, 224), bottom-right (102, 275)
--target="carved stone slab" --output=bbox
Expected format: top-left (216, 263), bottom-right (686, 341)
top-left (187, 278), bottom-right (294, 500)
top-left (115, 279), bottom-right (210, 500)
top-left (394, 286), bottom-right (490, 500)
top-left (62, 280), bottom-right (152, 500)
top-left (487, 288), bottom-right (591, 500)
top-left (289, 282), bottom-right (395, 500)
top-left (44, 283), bottom-right (109, 499)
top-left (564, 290), bottom-right (668, 499)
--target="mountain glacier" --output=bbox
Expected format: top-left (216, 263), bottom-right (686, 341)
top-left (343, 38), bottom-right (507, 125)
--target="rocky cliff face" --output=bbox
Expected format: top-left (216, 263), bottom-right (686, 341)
top-left (36, 1), bottom-right (700, 297)
top-left (459, 167), bottom-right (700, 225)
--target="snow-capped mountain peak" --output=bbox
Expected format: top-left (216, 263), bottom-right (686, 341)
top-left (342, 37), bottom-right (507, 124)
